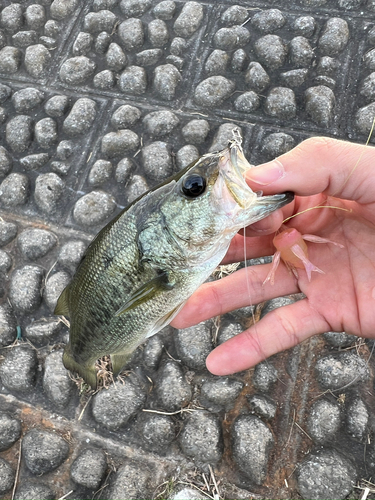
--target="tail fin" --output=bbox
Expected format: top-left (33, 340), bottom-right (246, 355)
top-left (62, 345), bottom-right (97, 390)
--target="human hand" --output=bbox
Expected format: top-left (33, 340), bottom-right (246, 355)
top-left (171, 137), bottom-right (375, 375)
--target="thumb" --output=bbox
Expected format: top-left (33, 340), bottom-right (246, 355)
top-left (247, 137), bottom-right (375, 205)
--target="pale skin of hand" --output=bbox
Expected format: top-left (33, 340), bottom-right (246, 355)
top-left (171, 136), bottom-right (375, 375)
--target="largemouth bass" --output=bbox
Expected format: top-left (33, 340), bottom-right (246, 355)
top-left (55, 134), bottom-right (294, 388)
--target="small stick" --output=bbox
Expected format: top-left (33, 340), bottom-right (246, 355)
top-left (11, 439), bottom-right (22, 500)
top-left (57, 490), bottom-right (74, 500)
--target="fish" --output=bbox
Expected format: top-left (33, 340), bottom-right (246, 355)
top-left (54, 133), bottom-right (294, 388)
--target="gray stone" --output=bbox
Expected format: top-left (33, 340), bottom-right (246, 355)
top-left (205, 49), bottom-right (229, 75)
top-left (6, 115), bottom-right (33, 153)
top-left (0, 46), bottom-right (21, 74)
top-left (20, 153), bottom-right (50, 171)
top-left (9, 265), bottom-right (44, 313)
top-left (307, 399), bottom-right (341, 443)
top-left (153, 1), bottom-right (176, 20)
top-left (118, 18), bottom-right (144, 51)
top-left (231, 48), bottom-right (248, 73)
top-left (217, 322), bottom-right (242, 345)
top-left (234, 91), bottom-right (260, 113)
top-left (155, 361), bottom-right (192, 411)
top-left (120, 0), bottom-right (152, 17)
top-left (290, 36), bottom-right (314, 67)
top-left (35, 118), bottom-right (58, 149)
top-left (92, 378), bottom-right (146, 430)
top-left (18, 229), bottom-right (57, 260)
top-left (73, 32), bottom-right (93, 56)
top-left (209, 123), bottom-right (242, 152)
top-left (93, 0), bottom-right (118, 11)
top-left (280, 68), bottom-right (309, 87)
top-left (0, 220), bottom-right (17, 246)
top-left (106, 42), bottom-right (127, 71)
top-left (40, 36), bottom-right (57, 50)
top-left (174, 322), bottom-right (212, 370)
top-left (166, 55), bottom-right (184, 69)
top-left (251, 9), bottom-right (286, 33)
top-left (0, 303), bottom-right (17, 347)
top-left (221, 5), bottom-right (248, 26)
top-left (232, 415), bottom-right (274, 484)
top-left (173, 2), bottom-right (203, 38)
top-left (43, 349), bottom-right (73, 408)
top-left (12, 88), bottom-right (44, 112)
top-left (142, 141), bottom-right (173, 182)
top-left (356, 102), bottom-right (375, 135)
top-left (346, 398), bottom-right (369, 440)
top-left (169, 488), bottom-right (206, 500)
top-left (296, 449), bottom-right (356, 500)
top-left (245, 62), bottom-right (270, 93)
top-left (0, 412), bottom-right (21, 451)
top-left (0, 146), bottom-right (12, 178)
top-left (51, 0), bottom-right (79, 20)
top-left (0, 249), bottom-right (11, 273)
top-left (56, 140), bottom-right (74, 160)
top-left (84, 10), bottom-right (117, 34)
top-left (59, 56), bottom-right (96, 85)
top-left (305, 85), bottom-right (335, 127)
top-left (360, 72), bottom-right (375, 103)
top-left (247, 394), bottom-right (277, 420)
top-left (95, 31), bottom-right (111, 54)
top-left (109, 461), bottom-right (151, 500)
top-left (179, 411), bottom-right (222, 463)
top-left (319, 18), bottom-right (349, 56)
top-left (316, 352), bottom-right (370, 390)
top-left (115, 158), bottom-right (134, 185)
top-left (323, 331), bottom-right (357, 348)
top-left (58, 240), bottom-right (87, 272)
top-left (34, 173), bottom-right (65, 213)
top-left (101, 129), bottom-right (139, 158)
top-left (176, 145), bottom-right (199, 170)
top-left (71, 448), bottom-right (107, 489)
top-left (25, 317), bottom-right (62, 345)
top-left (89, 159), bottom-right (113, 186)
top-left (194, 76), bottom-right (235, 107)
top-left (25, 4), bottom-right (46, 29)
top-left (293, 16), bottom-right (316, 37)
top-left (0, 458), bottom-right (14, 495)
top-left (73, 191), bottom-right (116, 227)
top-left (44, 271), bottom-right (71, 311)
top-left (44, 19), bottom-right (60, 38)
top-left (254, 35), bottom-right (287, 70)
top-left (148, 19), bottom-right (169, 47)
top-left (0, 346), bottom-right (38, 392)
top-left (261, 133), bottom-right (295, 161)
top-left (93, 70), bottom-right (115, 89)
top-left (0, 173), bottom-right (30, 207)
top-left (261, 296), bottom-right (297, 316)
top-left (265, 87), bottom-right (296, 120)
top-left (0, 83), bottom-right (11, 103)
top-left (200, 377), bottom-right (243, 411)
top-left (12, 30), bottom-right (39, 48)
top-left (14, 483), bottom-right (55, 500)
top-left (119, 66), bottom-right (147, 95)
top-left (137, 413), bottom-right (176, 453)
top-left (153, 64), bottom-right (181, 100)
top-left (143, 334), bottom-right (164, 369)
top-left (63, 98), bottom-right (97, 135)
top-left (24, 44), bottom-right (51, 78)
top-left (314, 75), bottom-right (336, 88)
top-left (170, 37), bottom-right (186, 56)
top-left (213, 26), bottom-right (250, 51)
top-left (126, 174), bottom-right (149, 203)
top-left (44, 95), bottom-right (70, 117)
top-left (182, 119), bottom-right (210, 144)
top-left (253, 361), bottom-right (278, 392)
top-left (22, 429), bottom-right (69, 475)
top-left (0, 4), bottom-right (23, 33)
top-left (136, 48), bottom-right (163, 67)
top-left (111, 105), bottom-right (141, 129)
top-left (0, 107), bottom-right (6, 124)
top-left (0, 30), bottom-right (4, 50)
top-left (143, 110), bottom-right (179, 137)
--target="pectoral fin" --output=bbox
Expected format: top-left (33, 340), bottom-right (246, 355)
top-left (54, 285), bottom-right (70, 317)
top-left (115, 272), bottom-right (173, 317)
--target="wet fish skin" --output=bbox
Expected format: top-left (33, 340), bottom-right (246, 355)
top-left (55, 144), bottom-right (294, 389)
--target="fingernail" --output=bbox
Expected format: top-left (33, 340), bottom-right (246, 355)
top-left (248, 161), bottom-right (285, 186)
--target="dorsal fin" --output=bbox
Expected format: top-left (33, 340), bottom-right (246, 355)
top-left (54, 285), bottom-right (71, 317)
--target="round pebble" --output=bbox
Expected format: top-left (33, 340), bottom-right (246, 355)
top-left (174, 322), bottom-right (212, 369)
top-left (148, 19), bottom-right (169, 47)
top-left (70, 448), bottom-right (107, 489)
top-left (0, 173), bottom-right (29, 207)
top-left (119, 0), bottom-right (152, 17)
top-left (44, 19), bottom-right (60, 38)
top-left (115, 158), bottom-right (134, 185)
top-left (88, 159), bottom-right (113, 186)
top-left (293, 16), bottom-right (316, 37)
top-left (25, 317), bottom-right (62, 345)
top-left (142, 141), bottom-right (173, 182)
top-left (24, 44), bottom-right (51, 78)
top-left (12, 88), bottom-right (44, 112)
top-left (231, 48), bottom-right (249, 73)
top-left (22, 429), bottom-right (69, 475)
top-left (194, 76), bottom-right (235, 107)
top-left (0, 458), bottom-right (14, 496)
top-left (153, 1), bottom-right (176, 20)
top-left (0, 46), bottom-right (21, 74)
top-left (50, 0), bottom-right (79, 20)
top-left (355, 102), bottom-right (375, 135)
top-left (59, 56), bottom-right (96, 85)
top-left (234, 91), bottom-right (260, 113)
top-left (290, 36), bottom-right (314, 67)
top-left (109, 462), bottom-right (150, 500)
top-left (155, 361), bottom-right (192, 411)
top-left (56, 140), bottom-right (74, 160)
top-left (360, 72), bottom-right (375, 103)
top-left (63, 98), bottom-right (97, 135)
top-left (265, 87), bottom-right (296, 120)
top-left (73, 32), bottom-right (93, 56)
top-left (247, 394), bottom-right (277, 420)
top-left (173, 2), bottom-right (203, 38)
top-left (316, 352), bottom-right (369, 390)
top-left (118, 18), bottom-right (144, 51)
top-left (84, 10), bottom-right (117, 34)
top-left (319, 18), bottom-right (349, 56)
top-left (20, 153), bottom-right (50, 171)
top-left (0, 220), bottom-right (17, 246)
top-left (137, 413), bottom-right (176, 454)
top-left (296, 449), bottom-right (357, 500)
top-left (111, 105), bottom-right (141, 129)
top-left (280, 68), bottom-right (309, 87)
top-left (95, 31), bottom-right (111, 53)
top-left (179, 411), bottom-right (223, 462)
top-left (93, 69), bottom-right (115, 89)
top-left (232, 414), bottom-right (274, 484)
top-left (43, 349), bottom-right (73, 409)
top-left (73, 191), bottom-right (116, 226)
top-left (9, 265), bottom-right (44, 313)
top-left (245, 62), bottom-right (270, 92)
top-left (143, 334), bottom-right (164, 370)
top-left (0, 248), bottom-right (11, 273)
top-left (143, 110), bottom-right (179, 137)
top-left (307, 399), bottom-right (341, 443)
top-left (253, 361), bottom-right (278, 392)
top-left (261, 132), bottom-right (295, 161)
top-left (92, 378), bottom-right (146, 430)
top-left (0, 303), bottom-right (17, 347)
top-left (176, 145), bottom-right (199, 170)
top-left (58, 240), bottom-right (87, 272)
top-left (205, 49), bottom-right (229, 75)
top-left (0, 83), bottom-right (11, 103)
top-left (346, 398), bottom-right (369, 440)
top-left (126, 174), bottom-right (149, 202)
top-left (170, 37), bottom-right (186, 56)
top-left (182, 119), bottom-right (210, 144)
top-left (153, 64), bottom-right (181, 100)
top-left (106, 42), bottom-right (127, 71)
top-left (35, 118), bottom-right (58, 149)
top-left (209, 123), bottom-right (241, 152)
top-left (6, 115), bottom-right (33, 153)
top-left (0, 346), bottom-right (38, 392)
top-left (34, 172), bottom-right (65, 213)
top-left (200, 377), bottom-right (243, 411)
top-left (14, 483), bottom-right (55, 500)
top-left (323, 331), bottom-right (357, 348)
top-left (217, 321), bottom-right (243, 344)
top-left (221, 5), bottom-right (248, 26)
top-left (18, 228), bottom-right (57, 260)
top-left (251, 9), bottom-right (286, 33)
top-left (25, 4), bottom-right (46, 29)
top-left (119, 65), bottom-right (147, 95)
top-left (44, 271), bottom-right (71, 311)
top-left (0, 412), bottom-right (21, 451)
top-left (44, 95), bottom-right (70, 117)
top-left (0, 4), bottom-right (23, 33)
top-left (305, 85), bottom-right (335, 127)
top-left (0, 146), bottom-right (12, 178)
top-left (101, 129), bottom-right (139, 158)
top-left (254, 35), bottom-right (288, 70)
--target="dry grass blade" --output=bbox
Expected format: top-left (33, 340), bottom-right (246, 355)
top-left (57, 490), bottom-right (74, 500)
top-left (11, 439), bottom-right (22, 500)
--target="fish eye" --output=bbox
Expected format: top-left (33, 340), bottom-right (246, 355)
top-left (181, 174), bottom-right (207, 198)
